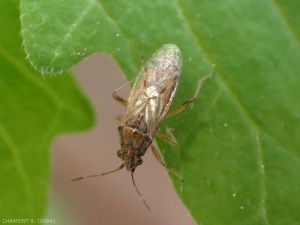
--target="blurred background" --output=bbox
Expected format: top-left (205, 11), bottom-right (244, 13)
top-left (51, 54), bottom-right (196, 225)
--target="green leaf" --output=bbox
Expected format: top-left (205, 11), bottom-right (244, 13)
top-left (0, 0), bottom-right (93, 221)
top-left (20, 0), bottom-right (300, 224)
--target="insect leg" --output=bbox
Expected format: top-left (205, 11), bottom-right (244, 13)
top-left (112, 91), bottom-right (128, 106)
top-left (151, 144), bottom-right (166, 167)
top-left (150, 144), bottom-right (184, 187)
top-left (156, 131), bottom-right (177, 145)
top-left (165, 74), bottom-right (212, 119)
top-left (112, 76), bottom-right (137, 106)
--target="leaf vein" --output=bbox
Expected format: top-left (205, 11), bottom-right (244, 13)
top-left (0, 45), bottom-right (88, 119)
top-left (0, 125), bottom-right (34, 215)
top-left (96, 0), bottom-right (138, 73)
top-left (268, 0), bottom-right (300, 47)
top-left (0, 45), bottom-right (62, 107)
top-left (50, 0), bottom-right (95, 64)
top-left (256, 132), bottom-right (270, 225)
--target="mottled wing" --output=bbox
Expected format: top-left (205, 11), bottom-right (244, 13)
top-left (123, 44), bottom-right (181, 136)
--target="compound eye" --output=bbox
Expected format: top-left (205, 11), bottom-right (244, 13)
top-left (137, 158), bottom-right (143, 165)
top-left (117, 149), bottom-right (122, 158)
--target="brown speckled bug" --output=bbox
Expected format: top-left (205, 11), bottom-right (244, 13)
top-left (72, 44), bottom-right (210, 210)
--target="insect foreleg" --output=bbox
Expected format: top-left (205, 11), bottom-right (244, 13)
top-left (165, 74), bottom-right (211, 119)
top-left (112, 76), bottom-right (138, 106)
top-left (150, 144), bottom-right (184, 192)
top-left (112, 91), bottom-right (128, 106)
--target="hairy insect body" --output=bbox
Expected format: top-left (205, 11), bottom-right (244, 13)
top-left (118, 44), bottom-right (182, 172)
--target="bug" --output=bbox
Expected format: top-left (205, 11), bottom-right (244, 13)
top-left (72, 44), bottom-right (210, 210)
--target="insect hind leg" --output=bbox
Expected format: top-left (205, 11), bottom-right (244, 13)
top-left (156, 130), bottom-right (177, 145)
top-left (165, 73), bottom-right (212, 119)
top-left (150, 144), bottom-right (184, 192)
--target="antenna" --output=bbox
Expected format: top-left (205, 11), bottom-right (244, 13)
top-left (71, 165), bottom-right (152, 212)
top-left (131, 171), bottom-right (152, 212)
top-left (71, 164), bottom-right (124, 182)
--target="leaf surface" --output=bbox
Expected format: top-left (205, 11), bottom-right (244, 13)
top-left (0, 0), bottom-right (93, 220)
top-left (20, 0), bottom-right (300, 224)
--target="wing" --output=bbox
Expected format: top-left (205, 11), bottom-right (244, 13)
top-left (123, 44), bottom-right (182, 136)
